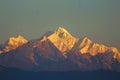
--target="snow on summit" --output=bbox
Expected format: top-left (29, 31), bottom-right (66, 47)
top-left (0, 35), bottom-right (28, 53)
top-left (48, 27), bottom-right (79, 53)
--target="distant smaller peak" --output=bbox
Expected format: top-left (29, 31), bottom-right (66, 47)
top-left (0, 35), bottom-right (28, 53)
top-left (80, 37), bottom-right (92, 45)
top-left (17, 35), bottom-right (24, 38)
top-left (82, 37), bottom-right (92, 42)
top-left (109, 47), bottom-right (119, 53)
top-left (7, 35), bottom-right (28, 46)
top-left (41, 36), bottom-right (48, 42)
top-left (9, 35), bottom-right (25, 40)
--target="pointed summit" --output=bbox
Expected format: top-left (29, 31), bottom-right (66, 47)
top-left (78, 37), bottom-right (92, 54)
top-left (48, 27), bottom-right (79, 53)
top-left (54, 27), bottom-right (73, 39)
top-left (79, 37), bottom-right (92, 48)
top-left (55, 27), bottom-right (71, 35)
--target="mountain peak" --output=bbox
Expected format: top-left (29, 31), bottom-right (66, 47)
top-left (48, 27), bottom-right (79, 53)
top-left (1, 35), bottom-right (28, 53)
top-left (78, 37), bottom-right (92, 54)
top-left (8, 35), bottom-right (28, 45)
top-left (9, 35), bottom-right (24, 41)
top-left (0, 27), bottom-right (120, 71)
top-left (56, 27), bottom-right (70, 34)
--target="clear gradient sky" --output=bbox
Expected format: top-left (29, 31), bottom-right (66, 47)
top-left (0, 0), bottom-right (120, 49)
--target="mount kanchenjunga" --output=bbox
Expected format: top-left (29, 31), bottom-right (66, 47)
top-left (48, 27), bottom-right (79, 53)
top-left (0, 27), bottom-right (120, 71)
top-left (48, 27), bottom-right (120, 62)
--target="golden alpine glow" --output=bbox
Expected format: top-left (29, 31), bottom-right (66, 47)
top-left (2, 35), bottom-right (28, 53)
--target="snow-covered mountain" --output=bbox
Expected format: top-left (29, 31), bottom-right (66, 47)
top-left (0, 35), bottom-right (28, 54)
top-left (48, 27), bottom-right (78, 52)
top-left (0, 27), bottom-right (120, 71)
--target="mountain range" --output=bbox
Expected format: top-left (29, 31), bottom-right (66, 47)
top-left (0, 27), bottom-right (120, 71)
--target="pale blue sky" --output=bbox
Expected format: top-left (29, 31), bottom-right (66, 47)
top-left (0, 0), bottom-right (120, 49)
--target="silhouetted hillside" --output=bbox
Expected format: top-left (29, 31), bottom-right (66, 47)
top-left (0, 67), bottom-right (120, 80)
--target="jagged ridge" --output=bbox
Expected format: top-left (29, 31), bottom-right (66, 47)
top-left (0, 27), bottom-right (120, 71)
